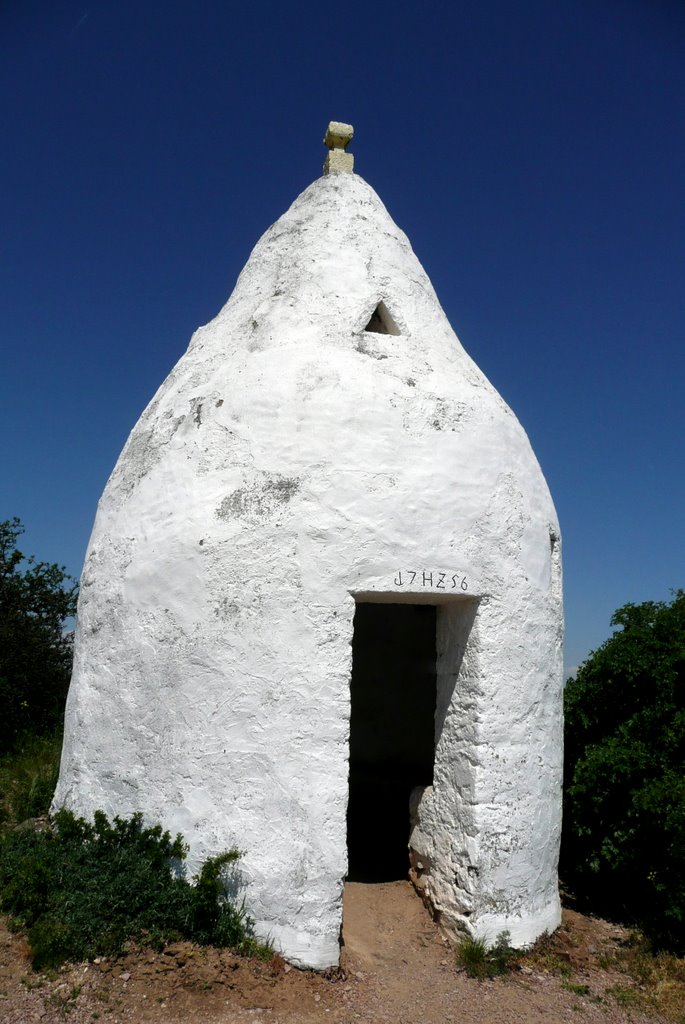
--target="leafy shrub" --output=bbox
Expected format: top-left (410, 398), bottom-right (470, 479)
top-left (0, 519), bottom-right (78, 754)
top-left (0, 809), bottom-right (265, 969)
top-left (562, 590), bottom-right (685, 952)
top-left (457, 930), bottom-right (518, 978)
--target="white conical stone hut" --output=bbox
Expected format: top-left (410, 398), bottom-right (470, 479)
top-left (54, 123), bottom-right (564, 970)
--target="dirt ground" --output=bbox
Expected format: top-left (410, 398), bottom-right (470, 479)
top-left (0, 882), bottom-right (676, 1024)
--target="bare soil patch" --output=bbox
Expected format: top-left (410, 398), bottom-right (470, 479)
top-left (0, 882), bottom-right (679, 1024)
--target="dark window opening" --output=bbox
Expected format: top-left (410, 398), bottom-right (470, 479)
top-left (364, 300), bottom-right (401, 336)
top-left (347, 603), bottom-right (437, 882)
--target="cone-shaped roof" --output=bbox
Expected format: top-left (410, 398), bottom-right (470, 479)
top-left (55, 138), bottom-right (563, 971)
top-left (103, 169), bottom-right (546, 520)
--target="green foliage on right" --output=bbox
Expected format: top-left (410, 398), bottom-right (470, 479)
top-left (562, 589), bottom-right (685, 952)
top-left (0, 809), bottom-right (267, 969)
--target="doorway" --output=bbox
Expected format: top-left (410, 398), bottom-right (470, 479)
top-left (346, 602), bottom-right (437, 882)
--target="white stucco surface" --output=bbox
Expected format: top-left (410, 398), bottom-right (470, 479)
top-left (54, 170), bottom-right (564, 968)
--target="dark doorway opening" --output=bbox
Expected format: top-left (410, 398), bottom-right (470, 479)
top-left (346, 603), bottom-right (437, 882)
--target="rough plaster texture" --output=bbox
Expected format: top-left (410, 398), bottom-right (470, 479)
top-left (54, 170), bottom-right (564, 969)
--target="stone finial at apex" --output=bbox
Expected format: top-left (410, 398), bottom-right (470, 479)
top-left (323, 121), bottom-right (354, 175)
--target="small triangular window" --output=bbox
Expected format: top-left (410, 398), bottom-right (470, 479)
top-left (364, 300), bottom-right (400, 336)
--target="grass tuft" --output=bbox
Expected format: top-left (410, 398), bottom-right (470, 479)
top-left (562, 981), bottom-right (592, 997)
top-left (0, 731), bottom-right (62, 826)
top-left (457, 930), bottom-right (519, 979)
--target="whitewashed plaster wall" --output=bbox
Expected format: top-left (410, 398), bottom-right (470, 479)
top-left (53, 172), bottom-right (564, 969)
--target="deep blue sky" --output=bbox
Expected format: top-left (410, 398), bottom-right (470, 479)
top-left (2, 1), bottom-right (684, 674)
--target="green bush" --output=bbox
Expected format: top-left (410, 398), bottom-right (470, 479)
top-left (0, 519), bottom-right (78, 754)
top-left (562, 590), bottom-right (685, 952)
top-left (0, 808), bottom-right (265, 969)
